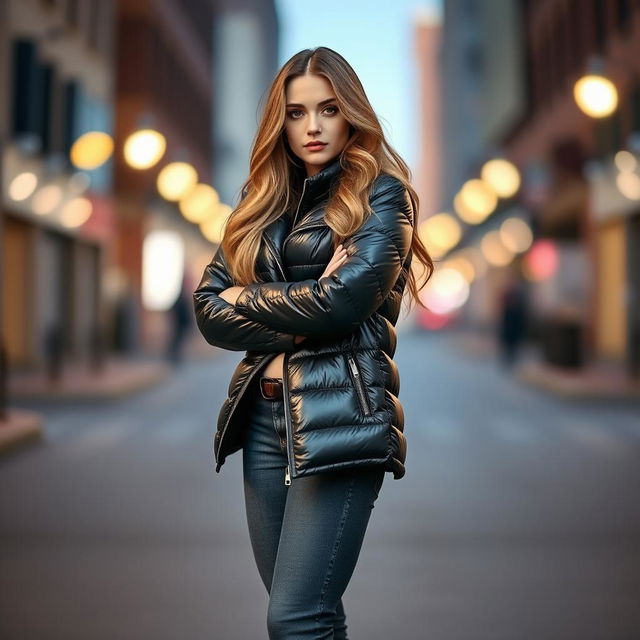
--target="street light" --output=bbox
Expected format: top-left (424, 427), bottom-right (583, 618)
top-left (573, 56), bottom-right (619, 118)
top-left (480, 158), bottom-right (521, 198)
top-left (157, 161), bottom-right (198, 201)
top-left (70, 131), bottom-right (114, 170)
top-left (123, 128), bottom-right (166, 169)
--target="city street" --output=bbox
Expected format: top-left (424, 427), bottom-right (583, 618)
top-left (1, 330), bottom-right (639, 640)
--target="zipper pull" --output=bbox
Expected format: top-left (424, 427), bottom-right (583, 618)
top-left (347, 355), bottom-right (360, 378)
top-left (284, 465), bottom-right (291, 486)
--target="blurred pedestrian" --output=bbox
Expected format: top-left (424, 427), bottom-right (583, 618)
top-left (193, 46), bottom-right (433, 639)
top-left (497, 276), bottom-right (527, 369)
top-left (166, 279), bottom-right (192, 366)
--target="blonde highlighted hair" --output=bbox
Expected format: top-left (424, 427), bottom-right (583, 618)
top-left (222, 46), bottom-right (433, 311)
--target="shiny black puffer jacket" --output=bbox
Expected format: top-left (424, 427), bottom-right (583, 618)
top-left (193, 157), bottom-right (414, 483)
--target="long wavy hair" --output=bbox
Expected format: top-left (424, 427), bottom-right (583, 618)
top-left (222, 46), bottom-right (433, 312)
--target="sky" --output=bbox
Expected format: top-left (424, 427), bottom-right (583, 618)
top-left (275, 0), bottom-right (442, 173)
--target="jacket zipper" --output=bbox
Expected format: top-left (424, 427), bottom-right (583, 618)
top-left (215, 353), bottom-right (272, 466)
top-left (291, 178), bottom-right (309, 228)
top-left (282, 351), bottom-right (294, 485)
top-left (264, 234), bottom-right (287, 281)
top-left (264, 215), bottom-right (295, 485)
top-left (347, 352), bottom-right (372, 416)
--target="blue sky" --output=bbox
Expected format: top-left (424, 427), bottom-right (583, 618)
top-left (275, 0), bottom-right (442, 173)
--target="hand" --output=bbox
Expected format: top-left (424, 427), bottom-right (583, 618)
top-left (321, 244), bottom-right (348, 279)
top-left (219, 286), bottom-right (244, 305)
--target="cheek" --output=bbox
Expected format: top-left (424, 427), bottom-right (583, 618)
top-left (284, 121), bottom-right (299, 143)
top-left (335, 117), bottom-right (350, 141)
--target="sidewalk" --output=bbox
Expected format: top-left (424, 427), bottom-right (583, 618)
top-left (8, 358), bottom-right (171, 402)
top-left (447, 329), bottom-right (640, 400)
top-left (515, 360), bottom-right (640, 400)
top-left (0, 410), bottom-right (43, 454)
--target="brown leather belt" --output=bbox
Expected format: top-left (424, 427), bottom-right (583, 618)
top-left (260, 377), bottom-right (284, 400)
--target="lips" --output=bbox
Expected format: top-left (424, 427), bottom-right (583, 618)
top-left (305, 142), bottom-right (327, 149)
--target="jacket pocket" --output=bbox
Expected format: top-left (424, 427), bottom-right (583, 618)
top-left (346, 351), bottom-right (372, 416)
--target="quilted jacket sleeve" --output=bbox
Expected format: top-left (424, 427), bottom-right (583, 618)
top-left (233, 175), bottom-right (414, 338)
top-left (193, 244), bottom-right (297, 352)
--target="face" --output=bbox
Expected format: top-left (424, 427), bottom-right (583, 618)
top-left (284, 73), bottom-right (351, 178)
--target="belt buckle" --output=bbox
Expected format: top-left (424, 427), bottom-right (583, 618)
top-left (260, 377), bottom-right (282, 400)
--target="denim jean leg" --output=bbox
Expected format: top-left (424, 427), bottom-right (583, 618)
top-left (266, 463), bottom-right (385, 640)
top-left (242, 381), bottom-right (289, 592)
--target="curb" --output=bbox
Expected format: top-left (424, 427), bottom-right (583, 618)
top-left (9, 363), bottom-right (170, 403)
top-left (0, 410), bottom-right (44, 454)
top-left (515, 365), bottom-right (640, 400)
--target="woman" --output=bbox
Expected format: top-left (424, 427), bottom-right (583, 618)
top-left (193, 46), bottom-right (432, 640)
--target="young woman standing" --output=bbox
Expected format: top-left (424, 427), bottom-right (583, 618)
top-left (194, 46), bottom-right (432, 640)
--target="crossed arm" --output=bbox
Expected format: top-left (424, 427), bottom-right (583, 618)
top-left (192, 245), bottom-right (299, 352)
top-left (192, 176), bottom-right (413, 351)
top-left (232, 177), bottom-right (414, 339)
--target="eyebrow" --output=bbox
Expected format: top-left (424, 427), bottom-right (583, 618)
top-left (285, 98), bottom-right (337, 108)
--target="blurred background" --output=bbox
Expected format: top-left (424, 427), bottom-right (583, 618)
top-left (1, 1), bottom-right (639, 638)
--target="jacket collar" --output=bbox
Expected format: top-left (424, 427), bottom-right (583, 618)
top-left (293, 154), bottom-right (344, 225)
top-left (303, 154), bottom-right (344, 197)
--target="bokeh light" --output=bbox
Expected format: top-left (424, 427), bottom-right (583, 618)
top-left (157, 162), bottom-right (198, 201)
top-left (573, 74), bottom-right (618, 118)
top-left (32, 185), bottom-right (63, 215)
top-left (499, 217), bottom-right (533, 253)
top-left (200, 204), bottom-right (233, 244)
top-left (142, 230), bottom-right (185, 311)
top-left (421, 266), bottom-right (470, 314)
top-left (616, 172), bottom-right (640, 200)
top-left (59, 197), bottom-right (93, 228)
top-left (70, 131), bottom-right (114, 170)
top-left (9, 172), bottom-right (38, 201)
top-left (523, 239), bottom-right (559, 281)
top-left (614, 150), bottom-right (637, 173)
top-left (481, 230), bottom-right (514, 266)
top-left (179, 184), bottom-right (221, 223)
top-left (418, 212), bottom-right (461, 258)
top-left (480, 158), bottom-right (521, 198)
top-left (456, 179), bottom-right (498, 224)
top-left (123, 128), bottom-right (167, 169)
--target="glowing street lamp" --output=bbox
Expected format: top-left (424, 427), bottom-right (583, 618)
top-left (179, 183), bottom-right (220, 223)
top-left (123, 128), bottom-right (167, 169)
top-left (59, 197), bottom-right (93, 228)
top-left (480, 230), bottom-right (514, 267)
top-left (200, 204), bottom-right (233, 244)
top-left (70, 131), bottom-right (114, 170)
top-left (573, 57), bottom-right (620, 118)
top-left (480, 158), bottom-right (521, 198)
top-left (8, 172), bottom-right (38, 201)
top-left (455, 179), bottom-right (498, 224)
top-left (157, 162), bottom-right (198, 201)
top-left (574, 74), bottom-right (618, 118)
top-left (418, 212), bottom-right (461, 258)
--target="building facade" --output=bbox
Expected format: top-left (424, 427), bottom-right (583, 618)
top-left (1, 0), bottom-right (116, 372)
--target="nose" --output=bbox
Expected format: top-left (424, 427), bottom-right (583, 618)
top-left (307, 114), bottom-right (321, 135)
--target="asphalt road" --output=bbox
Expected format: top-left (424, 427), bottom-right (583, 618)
top-left (1, 329), bottom-right (639, 640)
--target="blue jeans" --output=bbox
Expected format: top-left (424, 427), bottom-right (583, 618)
top-left (241, 376), bottom-right (385, 640)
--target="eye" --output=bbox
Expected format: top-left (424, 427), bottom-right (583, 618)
top-left (287, 110), bottom-right (303, 119)
top-left (323, 105), bottom-right (338, 115)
